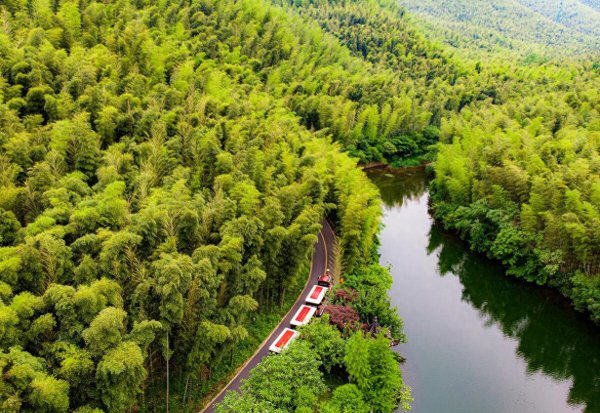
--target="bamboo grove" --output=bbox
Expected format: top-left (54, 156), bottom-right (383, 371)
top-left (0, 0), bottom-right (393, 411)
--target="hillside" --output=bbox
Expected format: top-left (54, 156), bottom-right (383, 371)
top-left (0, 0), bottom-right (419, 411)
top-left (398, 0), bottom-right (600, 55)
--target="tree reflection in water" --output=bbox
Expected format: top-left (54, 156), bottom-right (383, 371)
top-left (370, 167), bottom-right (600, 413)
top-left (367, 168), bottom-right (428, 208)
top-left (427, 214), bottom-right (600, 413)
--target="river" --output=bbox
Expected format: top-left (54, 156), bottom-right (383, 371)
top-left (368, 168), bottom-right (600, 413)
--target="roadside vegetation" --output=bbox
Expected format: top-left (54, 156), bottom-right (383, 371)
top-left (217, 264), bottom-right (412, 413)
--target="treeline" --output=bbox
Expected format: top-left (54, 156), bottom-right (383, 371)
top-left (273, 0), bottom-right (472, 165)
top-left (397, 0), bottom-right (600, 56)
top-left (181, 0), bottom-right (444, 164)
top-left (431, 63), bottom-right (600, 322)
top-left (517, 0), bottom-right (600, 38)
top-left (427, 223), bottom-right (600, 413)
top-left (274, 0), bottom-right (587, 163)
top-left (174, 0), bottom-right (522, 166)
top-left (0, 0), bottom-right (397, 411)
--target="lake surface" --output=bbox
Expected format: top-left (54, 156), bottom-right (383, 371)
top-left (369, 168), bottom-right (600, 413)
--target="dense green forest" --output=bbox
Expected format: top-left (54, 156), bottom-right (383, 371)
top-left (398, 0), bottom-right (600, 56)
top-left (0, 0), bottom-right (413, 411)
top-left (431, 65), bottom-right (600, 322)
top-left (274, 0), bottom-right (518, 164)
top-left (375, 1), bottom-right (600, 322)
top-left (277, 0), bottom-right (599, 324)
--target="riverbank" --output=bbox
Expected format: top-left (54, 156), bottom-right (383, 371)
top-left (370, 164), bottom-right (599, 325)
top-left (361, 162), bottom-right (431, 173)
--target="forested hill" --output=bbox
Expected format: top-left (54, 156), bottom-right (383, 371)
top-left (398, 0), bottom-right (600, 56)
top-left (0, 0), bottom-right (409, 411)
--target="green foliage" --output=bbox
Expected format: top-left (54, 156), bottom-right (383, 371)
top-left (81, 307), bottom-right (127, 356)
top-left (212, 259), bottom-right (412, 411)
top-left (0, 0), bottom-right (395, 410)
top-left (96, 341), bottom-right (147, 413)
top-left (216, 341), bottom-right (327, 413)
top-left (398, 0), bottom-right (600, 56)
top-left (0, 346), bottom-right (70, 413)
top-left (273, 0), bottom-right (466, 163)
top-left (344, 264), bottom-right (405, 339)
top-left (321, 384), bottom-right (369, 413)
top-left (431, 67), bottom-right (600, 321)
top-left (298, 314), bottom-right (345, 372)
top-left (344, 332), bottom-right (412, 413)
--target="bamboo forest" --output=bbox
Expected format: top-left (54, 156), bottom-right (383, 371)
top-left (0, 0), bottom-right (597, 412)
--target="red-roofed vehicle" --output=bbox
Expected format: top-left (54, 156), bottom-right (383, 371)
top-left (318, 268), bottom-right (333, 287)
top-left (269, 328), bottom-right (299, 353)
top-left (306, 285), bottom-right (328, 305)
top-left (318, 273), bottom-right (332, 288)
top-left (291, 304), bottom-right (317, 327)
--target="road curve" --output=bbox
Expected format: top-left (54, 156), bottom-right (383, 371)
top-left (201, 219), bottom-right (335, 413)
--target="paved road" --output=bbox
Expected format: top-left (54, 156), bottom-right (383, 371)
top-left (201, 219), bottom-right (335, 413)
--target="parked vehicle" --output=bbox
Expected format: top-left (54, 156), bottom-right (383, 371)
top-left (269, 270), bottom-right (334, 353)
top-left (291, 304), bottom-right (317, 327)
top-left (269, 328), bottom-right (299, 353)
top-left (306, 285), bottom-right (328, 305)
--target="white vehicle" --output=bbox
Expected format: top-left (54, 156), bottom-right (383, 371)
top-left (269, 328), bottom-right (299, 353)
top-left (305, 285), bottom-right (328, 305)
top-left (291, 304), bottom-right (317, 327)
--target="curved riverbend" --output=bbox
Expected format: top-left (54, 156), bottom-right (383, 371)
top-left (369, 169), bottom-right (600, 413)
top-left (201, 220), bottom-right (335, 413)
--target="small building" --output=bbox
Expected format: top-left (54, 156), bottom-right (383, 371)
top-left (291, 304), bottom-right (317, 327)
top-left (269, 328), bottom-right (299, 353)
top-left (306, 285), bottom-right (328, 305)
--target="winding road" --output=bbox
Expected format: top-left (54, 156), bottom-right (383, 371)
top-left (201, 219), bottom-right (335, 413)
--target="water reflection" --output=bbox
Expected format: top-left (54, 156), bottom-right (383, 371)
top-left (368, 169), bottom-right (428, 208)
top-left (370, 167), bottom-right (600, 413)
top-left (427, 224), bottom-right (600, 413)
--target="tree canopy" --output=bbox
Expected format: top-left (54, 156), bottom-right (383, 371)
top-left (0, 0), bottom-right (391, 410)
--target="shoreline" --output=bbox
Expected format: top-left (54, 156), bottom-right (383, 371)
top-left (360, 162), bottom-right (431, 173)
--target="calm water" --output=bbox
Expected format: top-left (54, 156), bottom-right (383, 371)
top-left (369, 169), bottom-right (600, 413)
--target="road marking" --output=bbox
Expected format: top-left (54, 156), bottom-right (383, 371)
top-left (320, 230), bottom-right (328, 270)
top-left (199, 224), bottom-right (328, 413)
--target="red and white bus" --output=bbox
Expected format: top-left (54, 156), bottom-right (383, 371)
top-left (269, 328), bottom-right (299, 353)
top-left (305, 285), bottom-right (328, 305)
top-left (291, 304), bottom-right (317, 327)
